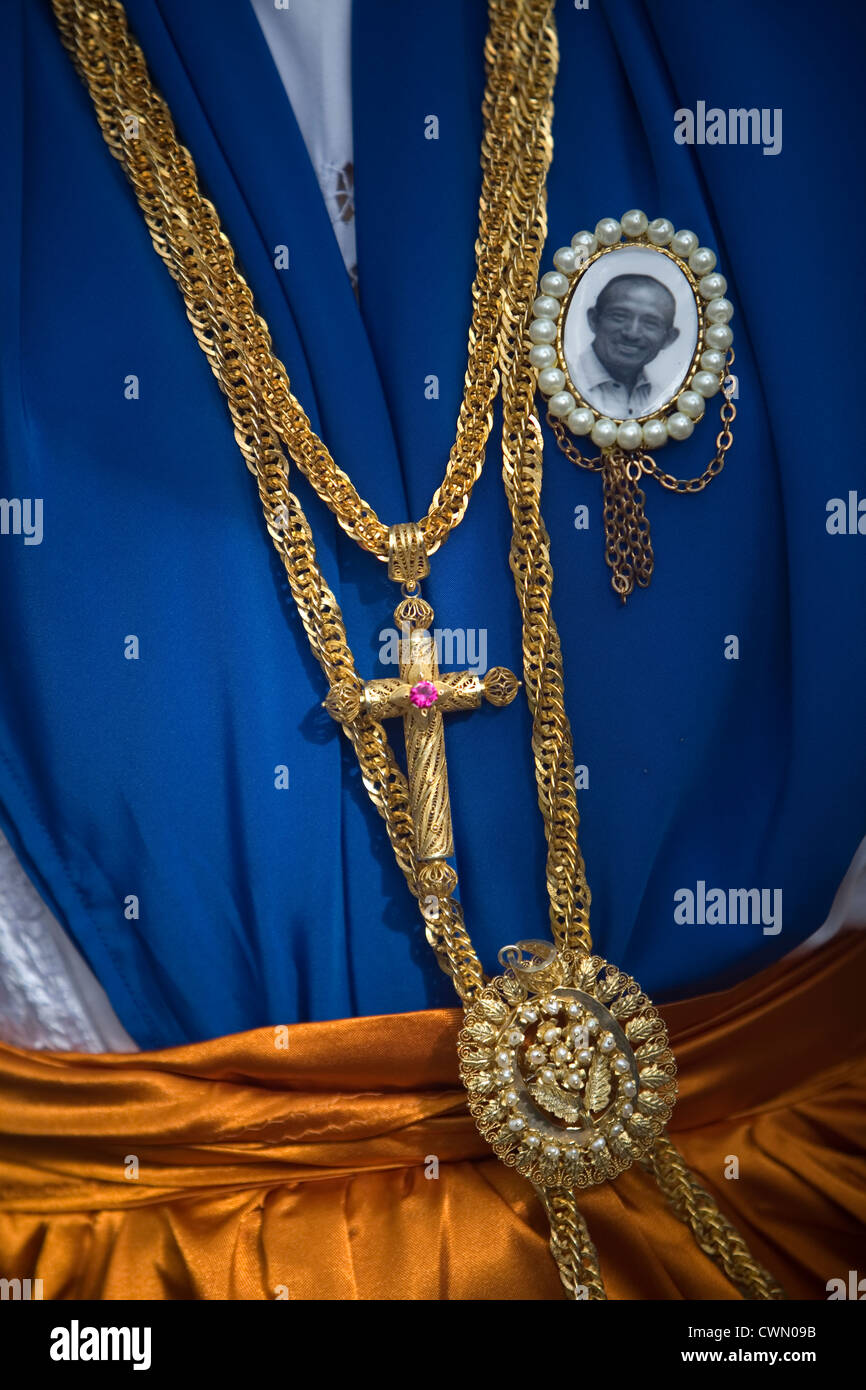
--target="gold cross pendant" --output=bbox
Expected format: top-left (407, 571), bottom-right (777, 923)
top-left (323, 525), bottom-right (519, 897)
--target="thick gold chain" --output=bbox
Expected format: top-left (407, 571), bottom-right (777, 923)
top-left (51, 0), bottom-right (786, 1305)
top-left (54, 0), bottom-right (520, 562)
top-left (495, 9), bottom-right (592, 953)
top-left (51, 0), bottom-right (590, 994)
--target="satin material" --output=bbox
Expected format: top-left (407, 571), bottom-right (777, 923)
top-left (0, 931), bottom-right (862, 1300)
top-left (1, 1), bottom-right (865, 1047)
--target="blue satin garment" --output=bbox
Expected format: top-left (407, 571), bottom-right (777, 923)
top-left (0, 0), bottom-right (864, 1048)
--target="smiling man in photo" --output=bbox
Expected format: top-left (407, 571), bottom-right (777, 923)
top-left (578, 273), bottom-right (679, 417)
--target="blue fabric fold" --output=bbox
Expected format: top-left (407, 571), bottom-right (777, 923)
top-left (0, 0), bottom-right (863, 1048)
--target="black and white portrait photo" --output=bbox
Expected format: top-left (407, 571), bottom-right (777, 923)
top-left (562, 247), bottom-right (699, 419)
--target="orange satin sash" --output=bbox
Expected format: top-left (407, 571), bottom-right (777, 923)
top-left (0, 932), bottom-right (864, 1300)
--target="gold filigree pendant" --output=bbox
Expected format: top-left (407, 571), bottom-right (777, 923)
top-left (459, 941), bottom-right (676, 1189)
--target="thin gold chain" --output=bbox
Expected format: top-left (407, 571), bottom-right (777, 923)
top-left (545, 370), bottom-right (737, 599)
top-left (547, 356), bottom-right (737, 493)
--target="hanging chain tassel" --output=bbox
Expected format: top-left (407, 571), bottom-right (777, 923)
top-left (536, 1186), bottom-right (608, 1300)
top-left (601, 449), bottom-right (654, 602)
top-left (640, 1132), bottom-right (787, 1300)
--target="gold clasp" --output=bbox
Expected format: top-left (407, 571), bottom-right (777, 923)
top-left (388, 522), bottom-right (430, 587)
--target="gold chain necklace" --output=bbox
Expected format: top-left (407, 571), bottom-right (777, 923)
top-left (52, 0), bottom-right (784, 1301)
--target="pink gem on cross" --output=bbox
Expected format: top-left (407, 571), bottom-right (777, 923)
top-left (409, 680), bottom-right (439, 709)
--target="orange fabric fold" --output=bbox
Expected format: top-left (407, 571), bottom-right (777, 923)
top-left (0, 932), bottom-right (864, 1300)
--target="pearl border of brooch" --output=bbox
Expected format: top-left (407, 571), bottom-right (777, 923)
top-left (529, 212), bottom-right (734, 452)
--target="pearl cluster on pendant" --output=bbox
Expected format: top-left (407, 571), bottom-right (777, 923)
top-left (530, 210), bottom-right (734, 451)
top-left (460, 959), bottom-right (679, 1188)
top-left (494, 992), bottom-right (640, 1162)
